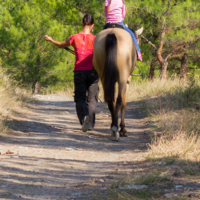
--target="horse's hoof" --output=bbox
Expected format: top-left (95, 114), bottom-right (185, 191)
top-left (119, 129), bottom-right (127, 137)
top-left (111, 130), bottom-right (115, 137)
top-left (123, 132), bottom-right (128, 137)
top-left (111, 126), bottom-right (119, 141)
top-left (119, 131), bottom-right (124, 137)
top-left (111, 132), bottom-right (119, 141)
top-left (111, 137), bottom-right (119, 141)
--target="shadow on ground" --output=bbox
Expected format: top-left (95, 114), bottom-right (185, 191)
top-left (0, 96), bottom-right (150, 200)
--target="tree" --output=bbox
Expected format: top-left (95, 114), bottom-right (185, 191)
top-left (0, 0), bottom-right (69, 90)
top-left (0, 0), bottom-right (106, 91)
top-left (125, 0), bottom-right (200, 79)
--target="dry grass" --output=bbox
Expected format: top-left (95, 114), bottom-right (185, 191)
top-left (0, 69), bottom-right (31, 133)
top-left (105, 77), bottom-right (200, 199)
top-left (147, 132), bottom-right (200, 161)
top-left (127, 77), bottom-right (200, 163)
top-left (127, 77), bottom-right (186, 102)
top-left (127, 77), bottom-right (200, 113)
top-left (150, 109), bottom-right (200, 134)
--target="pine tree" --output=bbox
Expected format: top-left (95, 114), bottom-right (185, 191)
top-left (0, 0), bottom-right (105, 91)
top-left (1, 0), bottom-right (66, 89)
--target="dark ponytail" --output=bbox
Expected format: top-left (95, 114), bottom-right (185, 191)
top-left (82, 14), bottom-right (94, 26)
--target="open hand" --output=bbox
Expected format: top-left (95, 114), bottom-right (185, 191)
top-left (45, 35), bottom-right (52, 42)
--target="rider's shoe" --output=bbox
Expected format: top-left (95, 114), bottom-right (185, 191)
top-left (138, 52), bottom-right (143, 61)
top-left (82, 115), bottom-right (89, 132)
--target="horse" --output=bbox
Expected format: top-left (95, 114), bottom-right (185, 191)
top-left (93, 26), bottom-right (144, 141)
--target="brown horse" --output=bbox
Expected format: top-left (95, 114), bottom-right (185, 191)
top-left (93, 27), bottom-right (143, 141)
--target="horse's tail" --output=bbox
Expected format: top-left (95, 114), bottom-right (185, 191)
top-left (103, 33), bottom-right (117, 102)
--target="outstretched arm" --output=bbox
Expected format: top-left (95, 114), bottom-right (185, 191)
top-left (45, 35), bottom-right (70, 48)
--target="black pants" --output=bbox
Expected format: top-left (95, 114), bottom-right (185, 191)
top-left (74, 69), bottom-right (99, 129)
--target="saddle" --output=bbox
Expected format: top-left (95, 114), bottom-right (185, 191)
top-left (103, 23), bottom-right (138, 55)
top-left (104, 23), bottom-right (124, 30)
top-left (104, 23), bottom-right (136, 38)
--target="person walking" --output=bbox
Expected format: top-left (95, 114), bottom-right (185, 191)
top-left (45, 14), bottom-right (99, 132)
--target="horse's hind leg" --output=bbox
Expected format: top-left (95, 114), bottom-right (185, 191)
top-left (107, 101), bottom-right (115, 130)
top-left (111, 81), bottom-right (127, 141)
top-left (120, 101), bottom-right (127, 137)
top-left (120, 75), bottom-right (131, 137)
top-left (110, 95), bottom-right (122, 141)
top-left (119, 98), bottom-right (127, 137)
top-left (108, 100), bottom-right (120, 141)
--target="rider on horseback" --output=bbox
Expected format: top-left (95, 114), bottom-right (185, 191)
top-left (104, 0), bottom-right (143, 61)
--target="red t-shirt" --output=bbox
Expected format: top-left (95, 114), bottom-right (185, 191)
top-left (70, 33), bottom-right (96, 71)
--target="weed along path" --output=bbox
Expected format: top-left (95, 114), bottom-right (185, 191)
top-left (0, 95), bottom-right (150, 200)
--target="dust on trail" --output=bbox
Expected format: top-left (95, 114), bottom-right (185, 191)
top-left (0, 95), bottom-right (149, 200)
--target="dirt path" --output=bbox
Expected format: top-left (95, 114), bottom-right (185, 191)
top-left (0, 95), bottom-right (149, 200)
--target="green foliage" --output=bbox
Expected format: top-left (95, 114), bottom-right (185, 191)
top-left (0, 0), bottom-right (106, 91)
top-left (1, 0), bottom-right (66, 88)
top-left (125, 0), bottom-right (200, 77)
top-left (0, 0), bottom-right (199, 91)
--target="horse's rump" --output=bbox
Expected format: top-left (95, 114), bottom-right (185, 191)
top-left (93, 28), bottom-right (137, 99)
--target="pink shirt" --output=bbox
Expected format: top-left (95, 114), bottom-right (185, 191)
top-left (104, 0), bottom-right (126, 23)
top-left (70, 33), bottom-right (96, 71)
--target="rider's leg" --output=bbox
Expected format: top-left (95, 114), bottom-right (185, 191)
top-left (87, 69), bottom-right (99, 130)
top-left (74, 71), bottom-right (89, 126)
top-left (117, 22), bottom-right (142, 61)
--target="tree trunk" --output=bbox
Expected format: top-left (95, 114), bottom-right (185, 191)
top-left (149, 60), bottom-right (156, 80)
top-left (159, 59), bottom-right (168, 79)
top-left (33, 81), bottom-right (40, 94)
top-left (157, 18), bottom-right (167, 79)
top-left (180, 53), bottom-right (188, 80)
